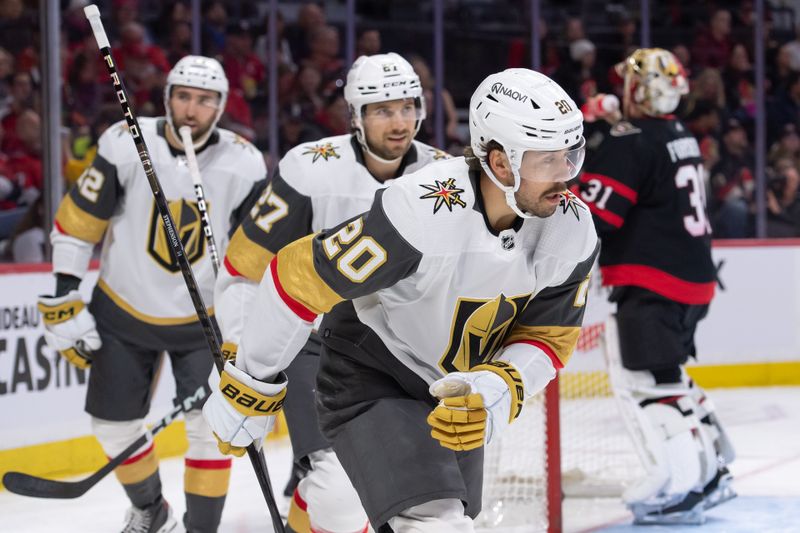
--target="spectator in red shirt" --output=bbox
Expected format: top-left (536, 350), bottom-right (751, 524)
top-left (116, 21), bottom-right (170, 74)
top-left (2, 110), bottom-right (42, 210)
top-left (692, 8), bottom-right (733, 69)
top-left (222, 20), bottom-right (265, 101)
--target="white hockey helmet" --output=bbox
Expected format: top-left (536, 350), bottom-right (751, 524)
top-left (617, 48), bottom-right (689, 117)
top-left (469, 68), bottom-right (585, 218)
top-left (164, 55), bottom-right (229, 147)
top-left (344, 52), bottom-right (425, 163)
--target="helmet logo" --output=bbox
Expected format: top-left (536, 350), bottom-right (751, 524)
top-left (382, 63), bottom-right (399, 73)
top-left (491, 82), bottom-right (528, 103)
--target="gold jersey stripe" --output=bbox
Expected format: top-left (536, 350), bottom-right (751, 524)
top-left (505, 324), bottom-right (581, 367)
top-left (276, 234), bottom-right (343, 315)
top-left (54, 194), bottom-right (108, 244)
top-left (184, 465), bottom-right (232, 498)
top-left (97, 278), bottom-right (213, 326)
top-left (114, 448), bottom-right (158, 485)
top-left (226, 226), bottom-right (276, 282)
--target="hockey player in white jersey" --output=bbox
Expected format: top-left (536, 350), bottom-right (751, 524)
top-left (215, 52), bottom-right (447, 533)
top-left (37, 56), bottom-right (266, 533)
top-left (204, 68), bottom-right (599, 532)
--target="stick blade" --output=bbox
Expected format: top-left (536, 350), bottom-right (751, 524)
top-left (3, 471), bottom-right (89, 499)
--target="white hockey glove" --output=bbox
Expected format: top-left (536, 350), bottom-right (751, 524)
top-left (427, 361), bottom-right (525, 451)
top-left (202, 361), bottom-right (287, 457)
top-left (37, 290), bottom-right (101, 369)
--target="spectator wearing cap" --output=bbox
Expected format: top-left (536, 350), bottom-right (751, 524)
top-left (554, 38), bottom-right (604, 106)
top-left (692, 8), bottom-right (733, 70)
top-left (709, 117), bottom-right (755, 238)
top-left (222, 20), bottom-right (265, 101)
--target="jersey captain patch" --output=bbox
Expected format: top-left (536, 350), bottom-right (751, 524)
top-left (419, 178), bottom-right (467, 213)
top-left (147, 198), bottom-right (206, 272)
top-left (558, 190), bottom-right (586, 220)
top-left (302, 142), bottom-right (341, 162)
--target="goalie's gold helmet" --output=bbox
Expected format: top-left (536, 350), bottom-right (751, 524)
top-left (616, 48), bottom-right (688, 117)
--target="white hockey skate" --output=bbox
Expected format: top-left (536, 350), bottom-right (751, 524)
top-left (121, 498), bottom-right (177, 533)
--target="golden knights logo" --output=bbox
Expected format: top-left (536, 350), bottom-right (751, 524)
top-left (419, 178), bottom-right (467, 213)
top-left (439, 293), bottom-right (531, 373)
top-left (558, 190), bottom-right (586, 220)
top-left (147, 199), bottom-right (206, 272)
top-left (430, 148), bottom-right (450, 160)
top-left (302, 142), bottom-right (341, 162)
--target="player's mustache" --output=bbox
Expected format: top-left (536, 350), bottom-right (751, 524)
top-left (543, 183), bottom-right (568, 196)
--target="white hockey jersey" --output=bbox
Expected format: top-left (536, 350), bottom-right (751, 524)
top-left (237, 156), bottom-right (599, 396)
top-left (216, 133), bottom-right (449, 341)
top-left (52, 118), bottom-right (266, 324)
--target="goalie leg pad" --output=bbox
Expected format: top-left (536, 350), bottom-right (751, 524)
top-left (299, 448), bottom-right (368, 533)
top-left (604, 316), bottom-right (719, 513)
top-left (387, 498), bottom-right (474, 533)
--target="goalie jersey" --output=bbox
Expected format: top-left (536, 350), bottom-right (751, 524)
top-left (52, 118), bottom-right (266, 325)
top-left (217, 134), bottom-right (449, 340)
top-left (574, 118), bottom-right (716, 304)
top-left (237, 157), bottom-right (599, 393)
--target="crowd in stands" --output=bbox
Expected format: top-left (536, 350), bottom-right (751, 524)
top-left (2, 0), bottom-right (800, 262)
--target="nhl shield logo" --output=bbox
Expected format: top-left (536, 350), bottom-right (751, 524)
top-left (147, 199), bottom-right (206, 272)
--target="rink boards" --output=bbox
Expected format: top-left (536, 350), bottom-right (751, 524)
top-left (2, 240), bottom-right (800, 487)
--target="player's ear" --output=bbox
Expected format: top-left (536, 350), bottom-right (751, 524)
top-left (488, 149), bottom-right (513, 185)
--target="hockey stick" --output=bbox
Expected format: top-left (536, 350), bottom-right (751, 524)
top-left (179, 125), bottom-right (220, 275)
top-left (82, 6), bottom-right (285, 532)
top-left (2, 386), bottom-right (207, 499)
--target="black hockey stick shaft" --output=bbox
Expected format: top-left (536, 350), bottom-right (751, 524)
top-left (2, 387), bottom-right (207, 499)
top-left (179, 125), bottom-right (220, 275)
top-left (83, 6), bottom-right (284, 532)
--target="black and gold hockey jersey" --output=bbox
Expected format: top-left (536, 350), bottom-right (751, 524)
top-left (53, 118), bottom-right (266, 324)
top-left (574, 117), bottom-right (716, 305)
top-left (236, 157), bottom-right (599, 394)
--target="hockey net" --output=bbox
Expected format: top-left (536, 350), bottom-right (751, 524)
top-left (476, 321), bottom-right (645, 532)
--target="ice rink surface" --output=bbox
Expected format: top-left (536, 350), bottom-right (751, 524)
top-left (1, 386), bottom-right (798, 532)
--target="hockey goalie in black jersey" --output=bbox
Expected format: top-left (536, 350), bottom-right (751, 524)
top-left (575, 48), bottom-right (735, 525)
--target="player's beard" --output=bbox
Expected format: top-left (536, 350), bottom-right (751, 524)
top-left (366, 129), bottom-right (412, 161)
top-left (515, 182), bottom-right (568, 218)
top-left (172, 116), bottom-right (214, 144)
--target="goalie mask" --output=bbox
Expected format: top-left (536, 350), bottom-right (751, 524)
top-left (344, 53), bottom-right (425, 164)
top-left (164, 55), bottom-right (229, 149)
top-left (469, 68), bottom-right (585, 218)
top-left (617, 48), bottom-right (689, 117)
